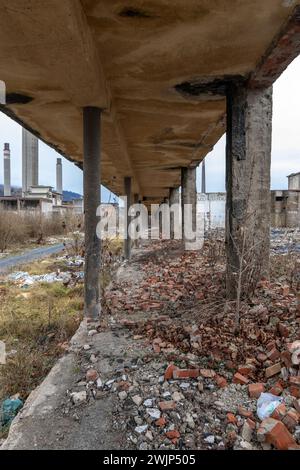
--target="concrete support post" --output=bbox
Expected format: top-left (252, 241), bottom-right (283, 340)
top-left (181, 167), bottom-right (197, 249)
top-left (124, 177), bottom-right (132, 259)
top-left (83, 107), bottom-right (101, 319)
top-left (169, 187), bottom-right (180, 240)
top-left (226, 83), bottom-right (273, 299)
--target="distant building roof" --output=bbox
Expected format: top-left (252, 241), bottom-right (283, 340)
top-left (287, 172), bottom-right (300, 178)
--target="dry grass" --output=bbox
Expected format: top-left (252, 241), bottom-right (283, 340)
top-left (0, 280), bottom-right (83, 405)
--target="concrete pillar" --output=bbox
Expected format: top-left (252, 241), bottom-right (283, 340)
top-left (169, 187), bottom-right (180, 240)
top-left (201, 160), bottom-right (206, 194)
top-left (226, 83), bottom-right (273, 298)
top-left (124, 177), bottom-right (132, 260)
top-left (181, 167), bottom-right (197, 249)
top-left (3, 143), bottom-right (11, 197)
top-left (83, 107), bottom-right (101, 319)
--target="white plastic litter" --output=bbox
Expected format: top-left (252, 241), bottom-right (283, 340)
top-left (257, 393), bottom-right (283, 421)
top-left (8, 270), bottom-right (84, 287)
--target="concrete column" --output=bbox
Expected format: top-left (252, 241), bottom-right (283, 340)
top-left (201, 160), bottom-right (206, 194)
top-left (22, 129), bottom-right (38, 195)
top-left (124, 177), bottom-right (132, 259)
top-left (181, 167), bottom-right (197, 249)
top-left (83, 107), bottom-right (101, 319)
top-left (226, 83), bottom-right (273, 298)
top-left (169, 187), bottom-right (180, 240)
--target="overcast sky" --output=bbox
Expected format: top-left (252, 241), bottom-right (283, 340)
top-left (0, 55), bottom-right (299, 199)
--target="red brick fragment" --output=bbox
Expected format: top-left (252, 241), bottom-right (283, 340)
top-left (271, 403), bottom-right (286, 421)
top-left (248, 383), bottom-right (265, 398)
top-left (238, 406), bottom-right (253, 419)
top-left (165, 430), bottom-right (180, 440)
top-left (257, 418), bottom-right (296, 450)
top-left (164, 363), bottom-right (178, 381)
top-left (159, 401), bottom-right (177, 411)
top-left (226, 413), bottom-right (237, 425)
top-left (237, 365), bottom-right (256, 377)
top-left (200, 369), bottom-right (216, 379)
top-left (290, 386), bottom-right (300, 398)
top-left (155, 417), bottom-right (167, 428)
top-left (269, 381), bottom-right (284, 396)
top-left (278, 323), bottom-right (289, 338)
top-left (282, 410), bottom-right (300, 432)
top-left (215, 375), bottom-right (228, 388)
top-left (267, 348), bottom-right (280, 362)
top-left (173, 369), bottom-right (200, 379)
top-left (265, 363), bottom-right (281, 378)
top-left (247, 418), bottom-right (256, 431)
top-left (289, 376), bottom-right (300, 386)
top-left (233, 373), bottom-right (249, 385)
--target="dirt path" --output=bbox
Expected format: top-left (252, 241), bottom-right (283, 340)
top-left (0, 244), bottom-right (65, 273)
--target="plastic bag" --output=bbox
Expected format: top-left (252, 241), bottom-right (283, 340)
top-left (0, 398), bottom-right (23, 426)
top-left (257, 393), bottom-right (283, 421)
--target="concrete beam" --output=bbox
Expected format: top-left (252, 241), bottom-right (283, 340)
top-left (226, 83), bottom-right (273, 298)
top-left (83, 107), bottom-right (101, 319)
top-left (124, 177), bottom-right (132, 260)
top-left (249, 6), bottom-right (300, 89)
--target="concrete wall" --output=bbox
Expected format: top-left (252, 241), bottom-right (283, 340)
top-left (288, 173), bottom-right (300, 191)
top-left (271, 190), bottom-right (300, 228)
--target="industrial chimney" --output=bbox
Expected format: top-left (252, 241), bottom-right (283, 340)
top-left (56, 158), bottom-right (63, 195)
top-left (22, 128), bottom-right (39, 196)
top-left (3, 143), bottom-right (11, 197)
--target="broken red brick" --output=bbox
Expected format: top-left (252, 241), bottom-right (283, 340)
top-left (289, 376), bottom-right (300, 386)
top-left (153, 343), bottom-right (161, 353)
top-left (248, 383), bottom-right (265, 398)
top-left (246, 418), bottom-right (256, 431)
top-left (159, 401), bottom-right (177, 411)
top-left (233, 373), bottom-right (249, 385)
top-left (226, 413), bottom-right (237, 425)
top-left (258, 418), bottom-right (297, 450)
top-left (271, 403), bottom-right (287, 421)
top-left (155, 417), bottom-right (167, 428)
top-left (200, 369), bottom-right (216, 379)
top-left (269, 382), bottom-right (284, 396)
top-left (266, 420), bottom-right (296, 450)
top-left (238, 406), bottom-right (253, 419)
top-left (257, 353), bottom-right (268, 363)
top-left (215, 375), bottom-right (227, 388)
top-left (173, 369), bottom-right (200, 379)
top-left (293, 399), bottom-right (300, 414)
top-left (282, 410), bottom-right (300, 432)
top-left (280, 351), bottom-right (292, 368)
top-left (165, 430), bottom-right (180, 441)
top-left (266, 348), bottom-right (280, 362)
top-left (278, 323), bottom-right (289, 338)
top-left (281, 285), bottom-right (290, 297)
top-left (290, 386), bottom-right (300, 398)
top-left (164, 363), bottom-right (178, 381)
top-left (265, 362), bottom-right (281, 378)
top-left (237, 365), bottom-right (256, 377)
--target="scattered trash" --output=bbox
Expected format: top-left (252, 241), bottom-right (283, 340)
top-left (0, 398), bottom-right (23, 427)
top-left (8, 270), bottom-right (84, 288)
top-left (257, 393), bottom-right (283, 421)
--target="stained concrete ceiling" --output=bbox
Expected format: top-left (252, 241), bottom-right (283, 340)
top-left (0, 0), bottom-right (299, 201)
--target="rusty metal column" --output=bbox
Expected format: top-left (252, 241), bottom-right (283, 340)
top-left (124, 177), bottom-right (132, 259)
top-left (83, 107), bottom-right (101, 319)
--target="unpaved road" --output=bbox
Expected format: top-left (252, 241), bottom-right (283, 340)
top-left (0, 244), bottom-right (65, 273)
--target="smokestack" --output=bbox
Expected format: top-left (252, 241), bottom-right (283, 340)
top-left (22, 128), bottom-right (39, 196)
top-left (3, 143), bottom-right (11, 197)
top-left (56, 158), bottom-right (63, 195)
